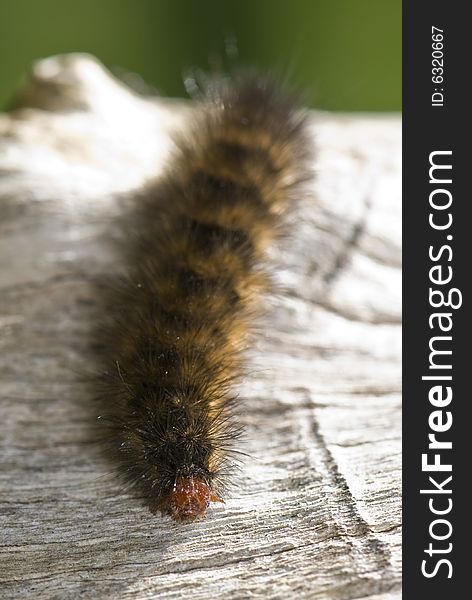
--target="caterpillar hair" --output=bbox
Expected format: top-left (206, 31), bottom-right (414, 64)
top-left (99, 72), bottom-right (312, 522)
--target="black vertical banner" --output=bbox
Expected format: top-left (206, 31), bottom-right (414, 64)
top-left (403, 2), bottom-right (468, 597)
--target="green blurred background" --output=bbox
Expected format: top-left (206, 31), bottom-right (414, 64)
top-left (0, 0), bottom-right (400, 111)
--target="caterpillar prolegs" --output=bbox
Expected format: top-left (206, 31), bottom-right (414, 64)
top-left (99, 74), bottom-right (311, 522)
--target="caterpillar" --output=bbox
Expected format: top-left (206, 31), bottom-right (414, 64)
top-left (99, 73), bottom-right (311, 522)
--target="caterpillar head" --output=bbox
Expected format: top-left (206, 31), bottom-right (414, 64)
top-left (160, 476), bottom-right (223, 522)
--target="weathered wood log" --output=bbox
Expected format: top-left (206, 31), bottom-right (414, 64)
top-left (0, 54), bottom-right (401, 599)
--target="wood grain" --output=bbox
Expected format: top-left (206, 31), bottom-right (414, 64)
top-left (0, 54), bottom-right (401, 600)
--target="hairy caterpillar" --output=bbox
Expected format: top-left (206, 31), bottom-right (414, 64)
top-left (99, 73), bottom-right (311, 522)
